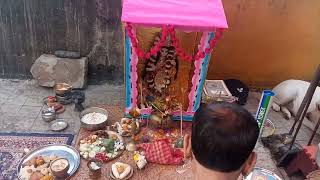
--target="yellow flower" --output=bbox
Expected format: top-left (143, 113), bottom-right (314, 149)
top-left (133, 154), bottom-right (140, 161)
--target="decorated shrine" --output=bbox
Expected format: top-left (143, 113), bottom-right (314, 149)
top-left (122, 0), bottom-right (228, 122)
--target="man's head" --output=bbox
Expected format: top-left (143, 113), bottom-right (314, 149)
top-left (184, 103), bottom-right (259, 177)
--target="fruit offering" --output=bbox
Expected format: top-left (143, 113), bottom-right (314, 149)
top-left (113, 118), bottom-right (140, 136)
top-left (19, 155), bottom-right (59, 180)
top-left (111, 162), bottom-right (132, 179)
top-left (79, 131), bottom-right (125, 162)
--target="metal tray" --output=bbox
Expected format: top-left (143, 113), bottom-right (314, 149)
top-left (17, 145), bottom-right (80, 180)
top-left (79, 130), bottom-right (125, 162)
top-left (245, 167), bottom-right (282, 180)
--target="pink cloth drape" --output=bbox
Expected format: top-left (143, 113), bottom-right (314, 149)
top-left (122, 0), bottom-right (228, 31)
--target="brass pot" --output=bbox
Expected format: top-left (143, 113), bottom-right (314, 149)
top-left (54, 83), bottom-right (72, 95)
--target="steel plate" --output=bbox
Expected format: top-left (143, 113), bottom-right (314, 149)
top-left (245, 167), bottom-right (282, 180)
top-left (17, 145), bottom-right (80, 180)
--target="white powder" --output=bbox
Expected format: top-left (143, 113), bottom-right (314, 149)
top-left (90, 162), bottom-right (101, 170)
top-left (82, 112), bottom-right (107, 124)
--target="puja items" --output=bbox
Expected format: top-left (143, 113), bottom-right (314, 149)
top-left (79, 130), bottom-right (125, 162)
top-left (147, 95), bottom-right (179, 129)
top-left (113, 118), bottom-right (140, 136)
top-left (43, 96), bottom-right (57, 106)
top-left (129, 107), bottom-right (141, 118)
top-left (50, 158), bottom-right (70, 178)
top-left (80, 107), bottom-right (109, 131)
top-left (50, 119), bottom-right (68, 132)
top-left (18, 145), bottom-right (80, 180)
top-left (41, 107), bottom-right (56, 122)
top-left (244, 167), bottom-right (282, 180)
top-left (137, 139), bottom-right (184, 165)
top-left (110, 162), bottom-right (133, 180)
top-left (43, 97), bottom-right (65, 114)
top-left (18, 155), bottom-right (59, 180)
top-left (133, 128), bottom-right (182, 144)
top-left (202, 80), bottom-right (236, 103)
top-left (54, 83), bottom-right (72, 96)
top-left (126, 141), bottom-right (137, 152)
top-left (133, 151), bottom-right (147, 169)
top-left (87, 160), bottom-right (102, 179)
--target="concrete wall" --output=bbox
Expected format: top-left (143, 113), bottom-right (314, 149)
top-left (0, 0), bottom-right (123, 84)
top-left (208, 0), bottom-right (320, 88)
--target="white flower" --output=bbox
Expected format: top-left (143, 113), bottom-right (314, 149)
top-left (106, 153), bottom-right (113, 158)
top-left (116, 122), bottom-right (124, 135)
top-left (114, 141), bottom-right (124, 151)
top-left (136, 154), bottom-right (147, 169)
top-left (100, 147), bottom-right (106, 152)
top-left (92, 146), bottom-right (100, 152)
top-left (79, 143), bottom-right (90, 152)
top-left (89, 151), bottom-right (96, 158)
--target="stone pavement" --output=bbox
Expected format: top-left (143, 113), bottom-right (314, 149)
top-left (0, 79), bottom-right (318, 179)
top-left (0, 79), bottom-right (125, 146)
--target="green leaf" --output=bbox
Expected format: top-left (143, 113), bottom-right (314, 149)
top-left (101, 139), bottom-right (115, 153)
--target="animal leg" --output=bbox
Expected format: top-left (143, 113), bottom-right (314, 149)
top-left (272, 103), bottom-right (281, 112)
top-left (281, 106), bottom-right (292, 120)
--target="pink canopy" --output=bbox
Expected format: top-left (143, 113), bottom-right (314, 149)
top-left (121, 0), bottom-right (228, 31)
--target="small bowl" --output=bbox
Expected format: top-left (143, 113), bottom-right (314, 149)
top-left (80, 107), bottom-right (109, 131)
top-left (87, 159), bottom-right (103, 179)
top-left (87, 159), bottom-right (103, 174)
top-left (50, 158), bottom-right (70, 178)
top-left (54, 83), bottom-right (72, 95)
top-left (42, 108), bottom-right (56, 122)
top-left (50, 119), bottom-right (68, 132)
top-left (87, 159), bottom-right (103, 170)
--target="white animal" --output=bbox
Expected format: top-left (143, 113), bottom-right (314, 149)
top-left (272, 80), bottom-right (320, 119)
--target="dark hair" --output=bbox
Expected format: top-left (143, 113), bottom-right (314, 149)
top-left (191, 102), bottom-right (259, 172)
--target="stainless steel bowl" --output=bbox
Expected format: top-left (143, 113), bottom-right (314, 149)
top-left (50, 119), bottom-right (68, 131)
top-left (42, 108), bottom-right (56, 122)
top-left (80, 107), bottom-right (109, 131)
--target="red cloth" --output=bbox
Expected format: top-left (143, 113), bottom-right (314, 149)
top-left (137, 139), bottom-right (184, 165)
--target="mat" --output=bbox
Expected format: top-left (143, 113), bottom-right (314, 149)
top-left (0, 132), bottom-right (74, 180)
top-left (72, 105), bottom-right (193, 180)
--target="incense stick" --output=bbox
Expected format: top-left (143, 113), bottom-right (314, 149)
top-left (180, 87), bottom-right (186, 138)
top-left (140, 82), bottom-right (144, 108)
top-left (150, 103), bottom-right (166, 116)
top-left (146, 102), bottom-right (150, 128)
top-left (180, 103), bottom-right (183, 137)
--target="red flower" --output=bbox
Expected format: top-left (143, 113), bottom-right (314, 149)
top-left (146, 53), bottom-right (151, 59)
top-left (95, 153), bottom-right (109, 162)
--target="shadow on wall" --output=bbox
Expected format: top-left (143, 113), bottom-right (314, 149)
top-left (0, 0), bottom-right (123, 84)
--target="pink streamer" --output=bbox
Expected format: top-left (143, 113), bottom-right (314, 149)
top-left (130, 27), bottom-right (139, 107)
top-left (187, 32), bottom-right (209, 112)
